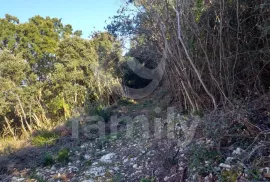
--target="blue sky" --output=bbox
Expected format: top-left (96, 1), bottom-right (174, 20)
top-left (0, 0), bottom-right (125, 38)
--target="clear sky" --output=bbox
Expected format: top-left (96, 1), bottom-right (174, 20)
top-left (0, 0), bottom-right (125, 38)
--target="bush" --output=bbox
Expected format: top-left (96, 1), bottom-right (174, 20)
top-left (87, 103), bottom-right (113, 122)
top-left (57, 148), bottom-right (70, 163)
top-left (31, 131), bottom-right (59, 147)
top-left (187, 143), bottom-right (222, 177)
top-left (43, 152), bottom-right (54, 166)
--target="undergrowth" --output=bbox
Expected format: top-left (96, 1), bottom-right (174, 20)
top-left (31, 130), bottom-right (60, 147)
top-left (57, 148), bottom-right (70, 163)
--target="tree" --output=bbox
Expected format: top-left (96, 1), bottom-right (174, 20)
top-left (0, 14), bottom-right (124, 136)
top-left (5, 14), bottom-right (19, 24)
top-left (45, 36), bottom-right (97, 118)
top-left (91, 32), bottom-right (123, 76)
top-left (0, 15), bottom-right (67, 78)
top-left (74, 30), bottom-right (83, 37)
top-left (0, 50), bottom-right (36, 135)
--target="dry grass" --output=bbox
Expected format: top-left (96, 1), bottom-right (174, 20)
top-left (0, 137), bottom-right (29, 155)
top-left (0, 121), bottom-right (69, 155)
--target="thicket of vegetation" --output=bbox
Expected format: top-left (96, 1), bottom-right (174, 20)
top-left (0, 14), bottom-right (124, 138)
top-left (108, 0), bottom-right (270, 112)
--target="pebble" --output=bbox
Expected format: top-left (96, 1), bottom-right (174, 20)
top-left (164, 176), bottom-right (170, 181)
top-left (100, 153), bottom-right (116, 163)
top-left (232, 147), bottom-right (243, 155)
top-left (225, 157), bottom-right (234, 164)
top-left (51, 166), bottom-right (56, 170)
top-left (123, 158), bottom-right (129, 163)
top-left (11, 177), bottom-right (25, 182)
top-left (219, 163), bottom-right (232, 169)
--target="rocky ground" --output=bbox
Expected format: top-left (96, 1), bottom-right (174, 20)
top-left (0, 117), bottom-right (188, 181)
top-left (0, 92), bottom-right (190, 182)
top-left (6, 134), bottom-right (187, 182)
top-left (1, 92), bottom-right (270, 182)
